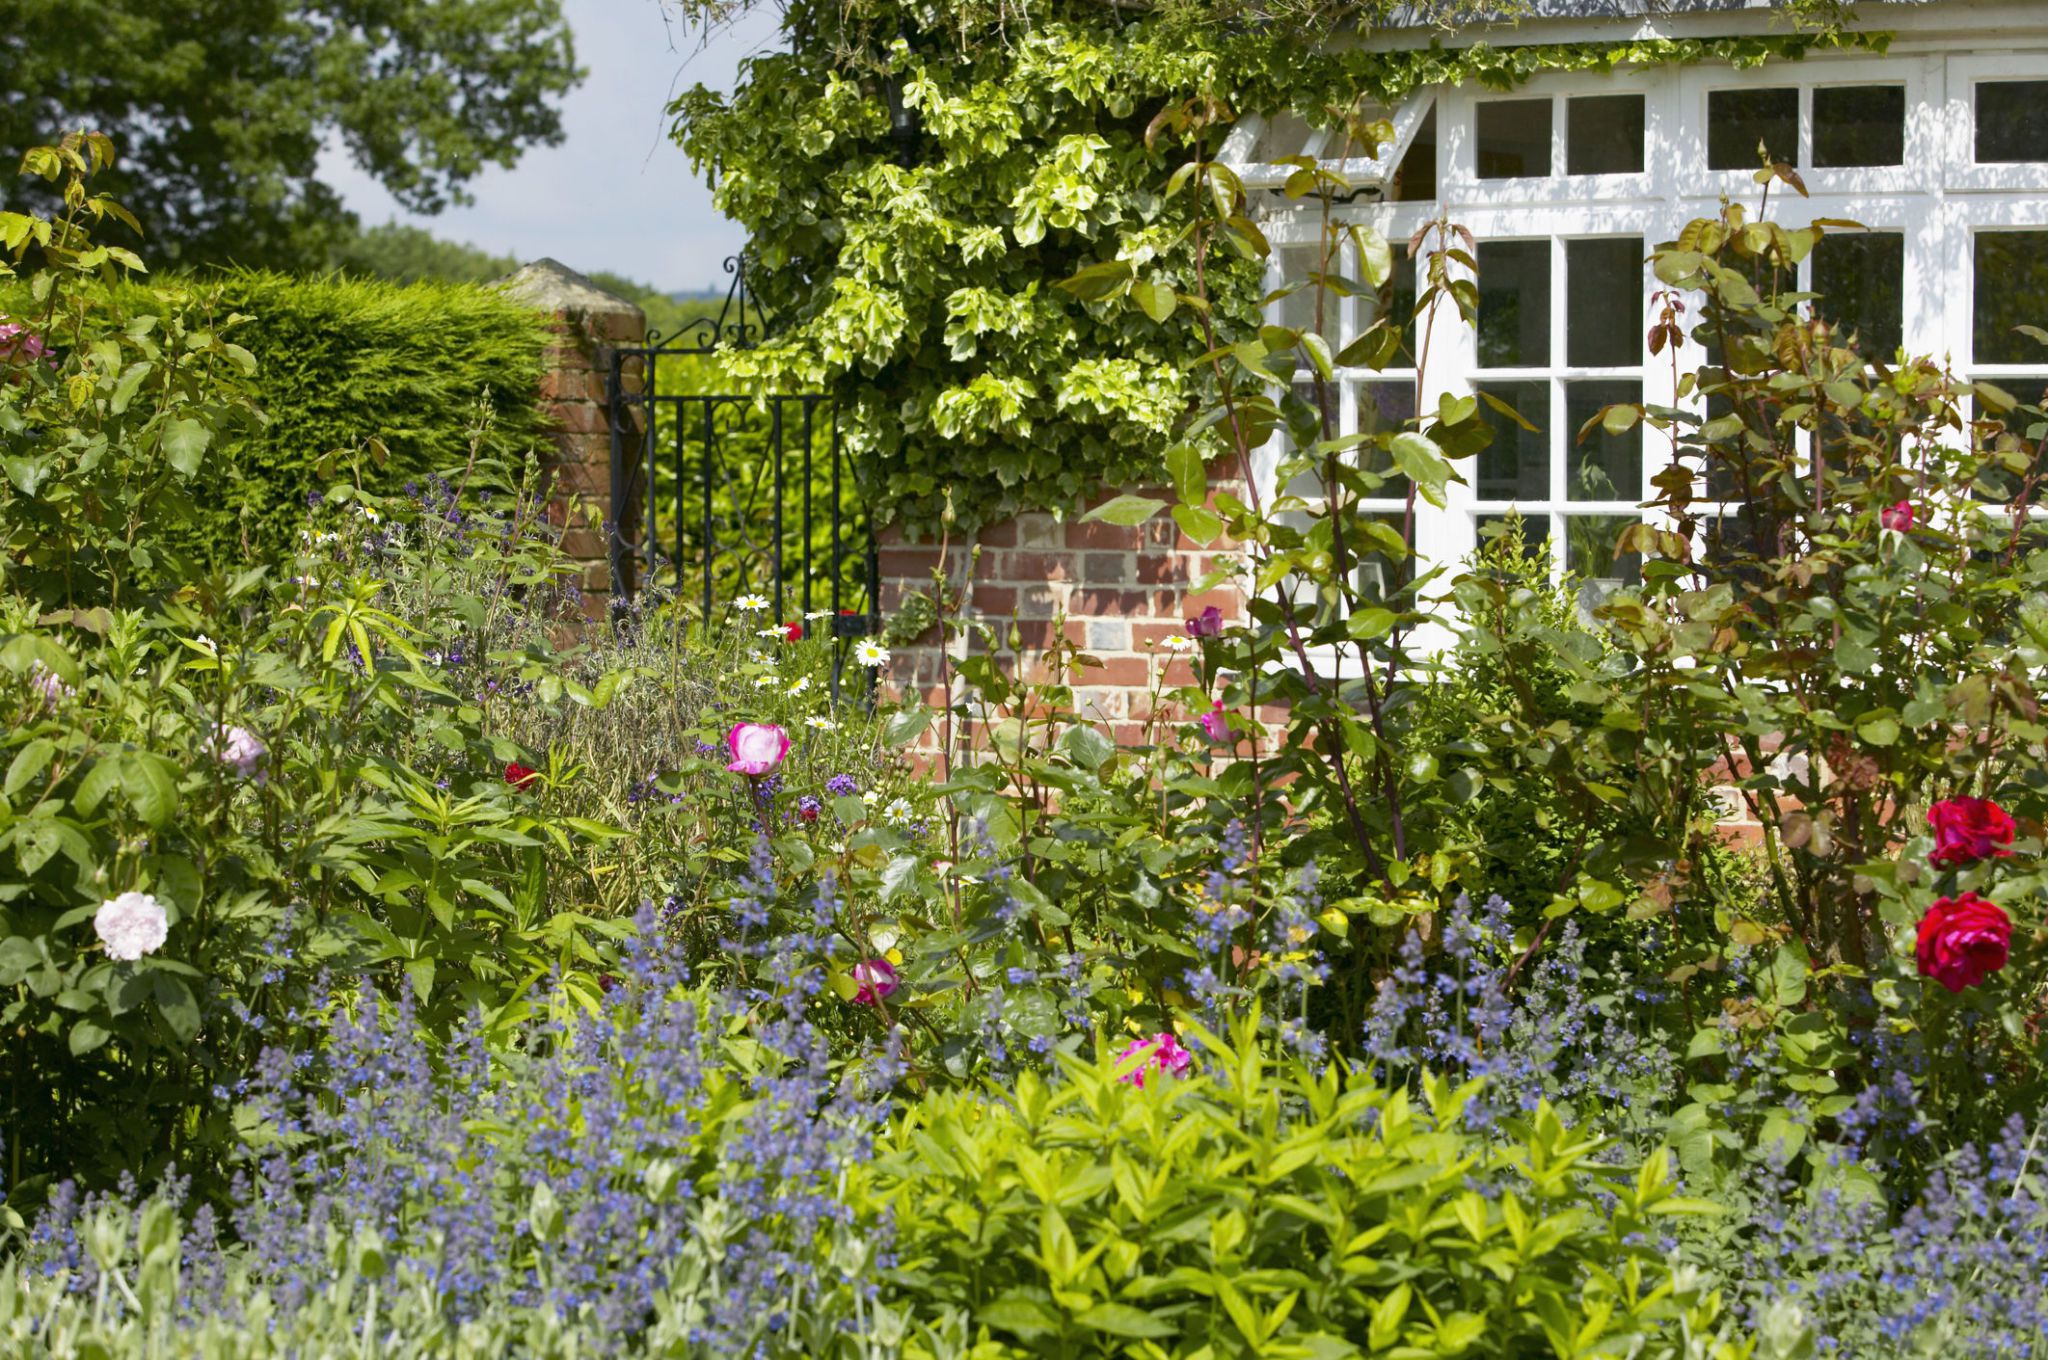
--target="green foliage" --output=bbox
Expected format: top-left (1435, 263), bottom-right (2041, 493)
top-left (672, 0), bottom-right (1871, 537)
top-left (0, 0), bottom-right (580, 268)
top-left (869, 1020), bottom-right (1763, 1360)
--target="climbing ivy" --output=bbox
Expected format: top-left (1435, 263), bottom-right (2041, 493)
top-left (669, 0), bottom-right (1879, 537)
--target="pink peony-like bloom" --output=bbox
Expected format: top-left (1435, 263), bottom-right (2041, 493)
top-left (726, 722), bottom-right (790, 777)
top-left (1927, 796), bottom-right (2015, 869)
top-left (1881, 500), bottom-right (1915, 532)
top-left (850, 958), bottom-right (899, 1005)
top-left (213, 724), bottom-right (267, 778)
top-left (1916, 892), bottom-right (2011, 993)
top-left (1197, 702), bottom-right (1230, 743)
top-left (1186, 605), bottom-right (1225, 638)
top-left (0, 318), bottom-right (53, 368)
top-left (1117, 1031), bottom-right (1193, 1088)
top-left (95, 891), bottom-right (170, 962)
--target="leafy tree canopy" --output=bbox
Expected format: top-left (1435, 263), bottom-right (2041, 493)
top-left (0, 0), bottom-right (582, 269)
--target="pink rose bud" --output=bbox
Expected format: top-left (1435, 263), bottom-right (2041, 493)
top-left (1881, 500), bottom-right (1915, 532)
top-left (726, 722), bottom-right (791, 777)
top-left (850, 958), bottom-right (899, 1005)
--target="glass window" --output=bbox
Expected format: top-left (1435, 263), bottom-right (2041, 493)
top-left (1277, 245), bottom-right (1341, 345)
top-left (1355, 382), bottom-right (1416, 493)
top-left (1477, 241), bottom-right (1551, 368)
top-left (1708, 87), bottom-right (1798, 170)
top-left (1565, 515), bottom-right (1642, 587)
top-left (1476, 514), bottom-right (1550, 567)
top-left (1976, 82), bottom-right (2048, 164)
top-left (1812, 85), bottom-right (1904, 168)
top-left (1972, 375), bottom-right (2048, 503)
top-left (1392, 103), bottom-right (1437, 203)
top-left (1566, 95), bottom-right (1644, 175)
top-left (1564, 381), bottom-right (1642, 501)
top-left (1812, 232), bottom-right (1904, 359)
top-left (1474, 381), bottom-right (1549, 500)
top-left (1974, 232), bottom-right (2048, 364)
top-left (1565, 238), bottom-right (1644, 368)
top-left (1477, 99), bottom-right (1553, 179)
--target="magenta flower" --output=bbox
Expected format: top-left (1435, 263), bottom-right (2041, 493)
top-left (1197, 701), bottom-right (1230, 743)
top-left (1117, 1031), bottom-right (1193, 1088)
top-left (1186, 604), bottom-right (1225, 638)
top-left (1881, 500), bottom-right (1915, 532)
top-left (850, 958), bottom-right (899, 1005)
top-left (726, 722), bottom-right (790, 776)
top-left (212, 724), bottom-right (267, 778)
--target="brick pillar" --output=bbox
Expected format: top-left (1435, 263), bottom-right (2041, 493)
top-left (877, 466), bottom-right (1245, 747)
top-left (498, 259), bottom-right (645, 608)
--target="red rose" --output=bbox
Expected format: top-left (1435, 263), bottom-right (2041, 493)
top-left (1927, 797), bottom-right (2015, 869)
top-left (783, 621), bottom-right (803, 642)
top-left (1881, 500), bottom-right (1915, 532)
top-left (504, 761), bottom-right (540, 791)
top-left (1915, 892), bottom-right (2012, 993)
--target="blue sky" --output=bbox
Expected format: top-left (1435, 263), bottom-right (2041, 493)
top-left (320, 0), bottom-right (782, 293)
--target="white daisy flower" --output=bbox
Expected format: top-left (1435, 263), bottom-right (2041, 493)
top-left (861, 789), bottom-right (881, 806)
top-left (756, 625), bottom-right (787, 639)
top-left (735, 594), bottom-right (770, 612)
top-left (192, 634), bottom-right (218, 656)
top-left (754, 675), bottom-right (779, 689)
top-left (804, 610), bottom-right (832, 620)
top-left (853, 639), bottom-right (890, 668)
top-left (787, 676), bottom-right (812, 697)
top-left (883, 797), bottom-right (914, 827)
top-left (750, 650), bottom-right (776, 667)
top-left (1158, 634), bottom-right (1196, 652)
top-left (357, 504), bottom-right (382, 525)
top-left (805, 715), bottom-right (838, 731)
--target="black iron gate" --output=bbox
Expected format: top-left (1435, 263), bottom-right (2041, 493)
top-left (604, 255), bottom-right (876, 638)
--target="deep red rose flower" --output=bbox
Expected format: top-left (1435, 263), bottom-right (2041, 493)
top-left (1927, 797), bottom-right (2015, 869)
top-left (504, 761), bottom-right (540, 791)
top-left (1881, 500), bottom-right (1915, 532)
top-left (1916, 892), bottom-right (2012, 993)
top-left (783, 621), bottom-right (803, 642)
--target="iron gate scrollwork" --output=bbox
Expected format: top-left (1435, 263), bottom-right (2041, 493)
top-left (604, 253), bottom-right (876, 640)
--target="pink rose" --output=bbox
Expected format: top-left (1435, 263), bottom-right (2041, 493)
top-left (1117, 1031), bottom-right (1192, 1088)
top-left (726, 722), bottom-right (790, 777)
top-left (1916, 893), bottom-right (2011, 993)
top-left (1881, 500), bottom-right (1915, 532)
top-left (1927, 797), bottom-right (2015, 869)
top-left (850, 958), bottom-right (898, 1005)
top-left (1197, 702), bottom-right (1230, 743)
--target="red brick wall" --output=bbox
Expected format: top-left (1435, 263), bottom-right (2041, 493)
top-left (877, 484), bottom-right (1244, 747)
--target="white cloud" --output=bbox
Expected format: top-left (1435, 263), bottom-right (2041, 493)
top-left (319, 0), bottom-right (781, 291)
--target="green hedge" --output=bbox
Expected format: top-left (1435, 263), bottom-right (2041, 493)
top-left (5, 270), bottom-right (551, 568)
top-left (198, 271), bottom-right (551, 565)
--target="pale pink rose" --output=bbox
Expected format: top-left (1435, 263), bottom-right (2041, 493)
top-left (95, 891), bottom-right (170, 962)
top-left (726, 722), bottom-right (790, 777)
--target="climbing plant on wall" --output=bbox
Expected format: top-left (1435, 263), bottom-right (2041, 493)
top-left (668, 0), bottom-right (1872, 538)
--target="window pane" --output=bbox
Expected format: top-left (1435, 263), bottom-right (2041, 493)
top-left (1812, 232), bottom-right (1904, 358)
top-left (1392, 102), bottom-right (1437, 202)
top-left (1356, 513), bottom-right (1413, 604)
top-left (1973, 375), bottom-right (2048, 503)
top-left (1278, 245), bottom-right (1341, 344)
top-left (1975, 232), bottom-right (2048, 364)
top-left (1355, 382), bottom-right (1416, 493)
top-left (1567, 95), bottom-right (1644, 175)
top-left (1564, 381), bottom-right (1641, 501)
top-left (1475, 381), bottom-right (1549, 500)
top-left (1477, 241), bottom-right (1551, 367)
top-left (1708, 87), bottom-right (1797, 170)
top-left (1477, 99), bottom-right (1552, 179)
top-left (1812, 85), bottom-right (1904, 168)
top-left (1476, 514), bottom-right (1550, 568)
top-left (1565, 238), bottom-right (1643, 368)
top-left (1976, 81), bottom-right (2048, 164)
top-left (1565, 515), bottom-right (1642, 586)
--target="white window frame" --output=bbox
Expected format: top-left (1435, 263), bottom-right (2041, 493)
top-left (1248, 45), bottom-right (2048, 642)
